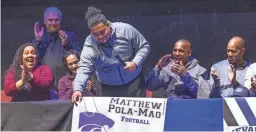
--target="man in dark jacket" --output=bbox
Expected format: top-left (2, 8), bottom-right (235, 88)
top-left (32, 7), bottom-right (81, 85)
top-left (146, 39), bottom-right (210, 99)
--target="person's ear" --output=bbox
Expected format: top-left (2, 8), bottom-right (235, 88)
top-left (188, 50), bottom-right (192, 57)
top-left (241, 48), bottom-right (245, 55)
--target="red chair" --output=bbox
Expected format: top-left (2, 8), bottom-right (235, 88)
top-left (146, 90), bottom-right (153, 98)
top-left (1, 90), bottom-right (12, 102)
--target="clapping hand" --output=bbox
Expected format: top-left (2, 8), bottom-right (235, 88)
top-left (20, 66), bottom-right (26, 83)
top-left (20, 65), bottom-right (33, 82)
top-left (34, 22), bottom-right (44, 41)
top-left (211, 68), bottom-right (220, 87)
top-left (157, 54), bottom-right (172, 70)
top-left (228, 64), bottom-right (237, 84)
top-left (171, 61), bottom-right (187, 77)
top-left (59, 30), bottom-right (69, 46)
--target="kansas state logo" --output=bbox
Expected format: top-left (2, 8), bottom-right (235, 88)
top-left (78, 112), bottom-right (115, 132)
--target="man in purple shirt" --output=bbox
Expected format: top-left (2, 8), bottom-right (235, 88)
top-left (57, 50), bottom-right (98, 99)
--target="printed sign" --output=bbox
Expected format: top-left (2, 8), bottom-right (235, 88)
top-left (223, 98), bottom-right (256, 132)
top-left (227, 126), bottom-right (256, 132)
top-left (71, 97), bottom-right (167, 132)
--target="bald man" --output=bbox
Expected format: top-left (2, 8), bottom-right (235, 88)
top-left (146, 39), bottom-right (209, 99)
top-left (32, 7), bottom-right (81, 86)
top-left (210, 36), bottom-right (254, 98)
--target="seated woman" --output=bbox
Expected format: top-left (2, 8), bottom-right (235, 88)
top-left (4, 42), bottom-right (54, 102)
top-left (58, 50), bottom-right (98, 100)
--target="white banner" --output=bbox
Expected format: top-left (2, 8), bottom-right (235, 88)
top-left (223, 98), bottom-right (256, 132)
top-left (71, 97), bottom-right (167, 132)
top-left (227, 126), bottom-right (256, 132)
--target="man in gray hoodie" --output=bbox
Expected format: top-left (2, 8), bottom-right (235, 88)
top-left (146, 39), bottom-right (209, 99)
top-left (210, 36), bottom-right (252, 97)
top-left (72, 7), bottom-right (150, 103)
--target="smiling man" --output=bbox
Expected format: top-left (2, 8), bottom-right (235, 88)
top-left (209, 36), bottom-right (252, 98)
top-left (145, 39), bottom-right (209, 99)
top-left (72, 7), bottom-right (150, 103)
top-left (33, 7), bottom-right (81, 86)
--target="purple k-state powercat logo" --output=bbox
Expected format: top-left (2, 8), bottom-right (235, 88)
top-left (78, 112), bottom-right (115, 132)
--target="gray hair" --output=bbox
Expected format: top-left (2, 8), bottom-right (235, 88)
top-left (44, 7), bottom-right (62, 20)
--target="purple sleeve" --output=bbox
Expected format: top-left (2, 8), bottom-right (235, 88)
top-left (145, 66), bottom-right (165, 91)
top-left (50, 89), bottom-right (58, 99)
top-left (180, 72), bottom-right (199, 97)
top-left (210, 84), bottom-right (222, 98)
